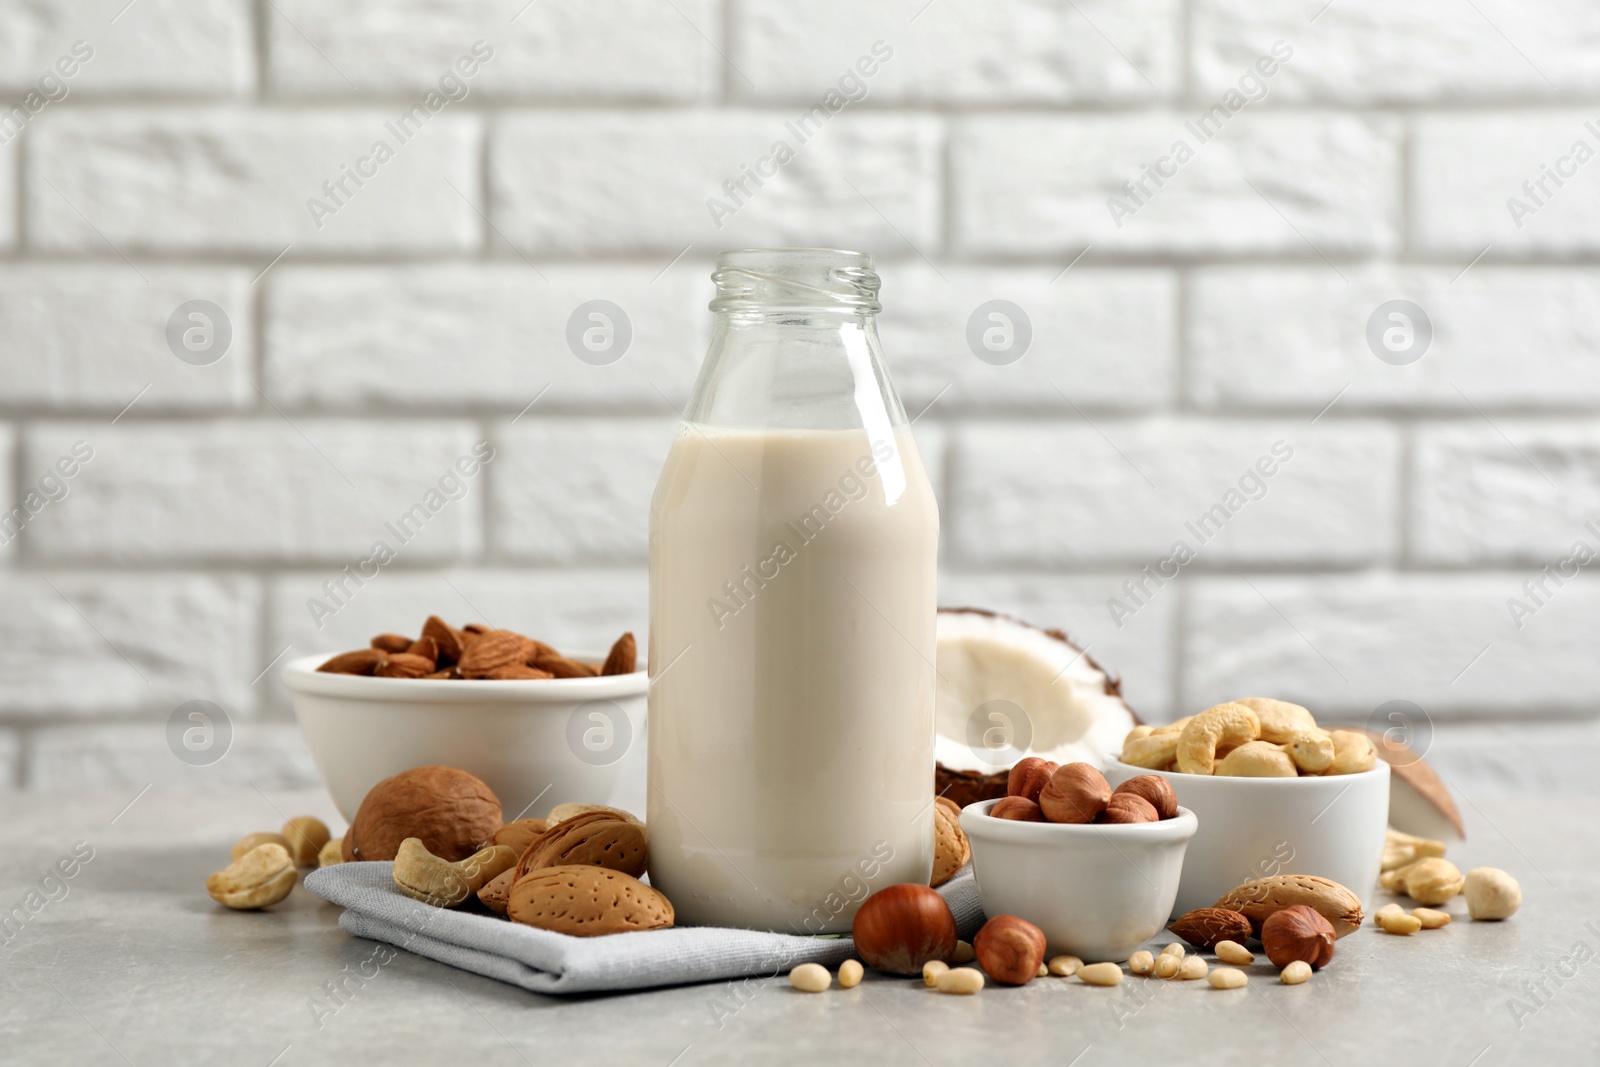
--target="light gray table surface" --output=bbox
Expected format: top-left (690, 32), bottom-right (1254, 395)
top-left (2, 788), bottom-right (1595, 1066)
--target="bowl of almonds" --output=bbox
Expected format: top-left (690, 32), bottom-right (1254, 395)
top-left (283, 617), bottom-right (646, 821)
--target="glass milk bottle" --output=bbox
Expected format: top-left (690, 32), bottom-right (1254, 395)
top-left (647, 249), bottom-right (939, 932)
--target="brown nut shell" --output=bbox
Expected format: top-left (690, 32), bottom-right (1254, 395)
top-left (990, 796), bottom-right (1045, 822)
top-left (1098, 792), bottom-right (1158, 824)
top-left (477, 868), bottom-right (515, 915)
top-left (507, 865), bottom-right (674, 936)
top-left (974, 915), bottom-right (1047, 986)
top-left (318, 648), bottom-right (386, 675)
top-left (602, 632), bottom-right (637, 675)
top-left (1005, 757), bottom-right (1058, 804)
top-left (1214, 874), bottom-right (1364, 939)
top-left (1261, 904), bottom-right (1336, 969)
top-left (492, 818), bottom-right (550, 856)
top-left (851, 884), bottom-right (958, 976)
top-left (347, 765), bottom-right (502, 863)
top-left (1038, 762), bottom-right (1110, 824)
top-left (931, 802), bottom-right (971, 887)
top-left (1112, 774), bottom-right (1178, 820)
top-left (1168, 907), bottom-right (1253, 950)
top-left (515, 811), bottom-right (647, 880)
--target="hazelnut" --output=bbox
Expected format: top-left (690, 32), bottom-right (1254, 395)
top-left (1111, 774), bottom-right (1178, 820)
top-left (1006, 757), bottom-right (1058, 803)
top-left (346, 765), bottom-right (502, 863)
top-left (851, 884), bottom-right (958, 976)
top-left (1038, 762), bottom-right (1110, 824)
top-left (973, 915), bottom-right (1046, 986)
top-left (1463, 867), bottom-right (1521, 920)
top-left (1098, 792), bottom-right (1158, 824)
top-left (1260, 904), bottom-right (1336, 970)
top-left (990, 796), bottom-right (1045, 822)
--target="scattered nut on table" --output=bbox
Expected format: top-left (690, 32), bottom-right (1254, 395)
top-left (1208, 967), bottom-right (1248, 990)
top-left (1464, 868), bottom-right (1521, 920)
top-left (280, 816), bottom-right (331, 867)
top-left (789, 963), bottom-right (830, 992)
top-left (1215, 940), bottom-right (1254, 966)
top-left (838, 960), bottom-right (864, 989)
top-left (1280, 961), bottom-right (1313, 985)
top-left (936, 967), bottom-right (985, 995)
top-left (207, 843), bottom-right (297, 910)
top-left (1077, 962), bottom-right (1124, 987)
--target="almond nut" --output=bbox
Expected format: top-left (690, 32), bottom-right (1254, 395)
top-left (1214, 874), bottom-right (1364, 939)
top-left (515, 811), bottom-right (648, 880)
top-left (602, 632), bottom-right (637, 675)
top-left (931, 802), bottom-right (970, 887)
top-left (507, 865), bottom-right (675, 936)
top-left (1168, 907), bottom-right (1252, 950)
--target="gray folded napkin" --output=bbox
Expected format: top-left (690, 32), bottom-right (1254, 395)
top-left (304, 863), bottom-right (985, 995)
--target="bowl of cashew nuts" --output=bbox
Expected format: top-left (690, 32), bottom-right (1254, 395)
top-left (1102, 698), bottom-right (1389, 919)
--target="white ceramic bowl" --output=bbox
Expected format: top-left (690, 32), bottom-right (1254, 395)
top-left (282, 654), bottom-right (648, 821)
top-left (1102, 759), bottom-right (1389, 918)
top-left (960, 799), bottom-right (1198, 963)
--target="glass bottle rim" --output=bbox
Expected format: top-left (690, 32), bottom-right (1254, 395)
top-left (710, 248), bottom-right (881, 313)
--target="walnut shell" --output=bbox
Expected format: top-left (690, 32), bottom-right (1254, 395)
top-left (346, 765), bottom-right (502, 863)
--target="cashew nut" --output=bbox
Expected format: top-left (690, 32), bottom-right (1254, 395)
top-left (1177, 703), bottom-right (1261, 775)
top-left (207, 843), bottom-right (297, 910)
top-left (1402, 857), bottom-right (1464, 906)
top-left (1282, 728), bottom-right (1335, 774)
top-left (1122, 727), bottom-right (1181, 769)
top-left (231, 832), bottom-right (291, 862)
top-left (1235, 698), bottom-right (1317, 744)
top-left (1327, 730), bottom-right (1377, 775)
top-left (1214, 740), bottom-right (1297, 778)
top-left (392, 838), bottom-right (517, 908)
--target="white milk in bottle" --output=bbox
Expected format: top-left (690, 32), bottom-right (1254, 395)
top-left (647, 249), bottom-right (938, 932)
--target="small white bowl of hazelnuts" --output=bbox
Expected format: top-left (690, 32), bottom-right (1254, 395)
top-left (960, 760), bottom-right (1197, 964)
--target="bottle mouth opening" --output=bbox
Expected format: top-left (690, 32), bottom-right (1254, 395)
top-left (710, 248), bottom-right (881, 313)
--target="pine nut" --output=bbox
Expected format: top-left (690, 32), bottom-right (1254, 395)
top-left (936, 967), bottom-right (985, 994)
top-left (1178, 956), bottom-right (1208, 980)
top-left (1128, 950), bottom-right (1155, 975)
top-left (1378, 911), bottom-right (1423, 935)
top-left (790, 963), bottom-right (830, 992)
top-left (1077, 962), bottom-right (1124, 986)
top-left (838, 959), bottom-right (863, 988)
top-left (1412, 908), bottom-right (1451, 929)
top-left (1280, 960), bottom-right (1312, 985)
top-left (1047, 954), bottom-right (1083, 977)
top-left (1037, 963), bottom-right (1049, 978)
top-left (1153, 953), bottom-right (1181, 979)
top-left (923, 959), bottom-right (949, 987)
top-left (952, 940), bottom-right (976, 964)
top-left (1160, 942), bottom-right (1186, 958)
top-left (1215, 940), bottom-right (1254, 965)
top-left (1208, 967), bottom-right (1247, 990)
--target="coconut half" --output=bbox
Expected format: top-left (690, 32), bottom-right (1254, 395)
top-left (1361, 728), bottom-right (1465, 842)
top-left (934, 608), bottom-right (1140, 807)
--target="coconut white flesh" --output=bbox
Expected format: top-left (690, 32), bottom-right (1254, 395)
top-left (934, 610), bottom-right (1137, 773)
top-left (1389, 778), bottom-right (1466, 843)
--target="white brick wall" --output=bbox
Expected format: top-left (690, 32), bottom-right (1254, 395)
top-left (0, 0), bottom-right (1595, 798)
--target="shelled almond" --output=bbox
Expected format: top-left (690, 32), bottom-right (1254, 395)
top-left (316, 615), bottom-right (638, 681)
